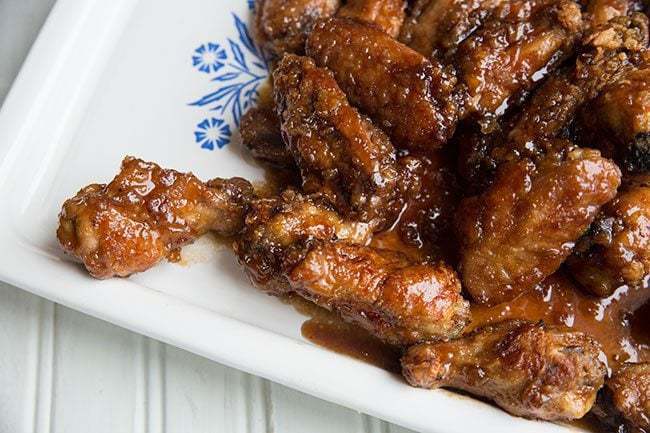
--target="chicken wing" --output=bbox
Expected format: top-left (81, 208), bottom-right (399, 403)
top-left (576, 54), bottom-right (650, 174)
top-left (57, 157), bottom-right (254, 279)
top-left (306, 17), bottom-right (461, 151)
top-left (240, 105), bottom-right (294, 168)
top-left (254, 0), bottom-right (341, 59)
top-left (399, 0), bottom-right (507, 58)
top-left (402, 320), bottom-right (607, 421)
top-left (273, 54), bottom-right (401, 229)
top-left (234, 190), bottom-right (372, 288)
top-left (586, 0), bottom-right (643, 28)
top-left (234, 191), bottom-right (470, 345)
top-left (457, 145), bottom-right (622, 305)
top-left (568, 175), bottom-right (650, 297)
top-left (455, 0), bottom-right (583, 126)
top-left (337, 0), bottom-right (406, 37)
top-left (593, 363), bottom-right (650, 433)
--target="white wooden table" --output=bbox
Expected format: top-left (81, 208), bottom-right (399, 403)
top-left (0, 2), bottom-right (416, 432)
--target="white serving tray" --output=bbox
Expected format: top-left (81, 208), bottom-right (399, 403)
top-left (0, 1), bottom-right (587, 432)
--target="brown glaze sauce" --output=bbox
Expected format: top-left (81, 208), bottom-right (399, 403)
top-left (285, 295), bottom-right (402, 373)
top-left (284, 202), bottom-right (650, 373)
top-left (470, 273), bottom-right (650, 370)
top-left (632, 301), bottom-right (650, 349)
top-left (252, 172), bottom-right (650, 431)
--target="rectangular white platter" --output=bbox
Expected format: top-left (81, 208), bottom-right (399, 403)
top-left (0, 1), bottom-right (590, 432)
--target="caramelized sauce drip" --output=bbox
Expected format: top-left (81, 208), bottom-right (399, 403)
top-left (287, 295), bottom-right (402, 373)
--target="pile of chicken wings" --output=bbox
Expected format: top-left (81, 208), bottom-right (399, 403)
top-left (57, 0), bottom-right (650, 430)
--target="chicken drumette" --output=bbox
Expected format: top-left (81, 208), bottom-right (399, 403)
top-left (234, 191), bottom-right (470, 346)
top-left (57, 157), bottom-right (253, 279)
top-left (402, 320), bottom-right (607, 421)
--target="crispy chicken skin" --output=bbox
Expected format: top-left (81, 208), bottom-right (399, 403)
top-left (568, 175), bottom-right (650, 297)
top-left (234, 191), bottom-right (372, 290)
top-left (306, 17), bottom-right (460, 151)
top-left (273, 54), bottom-right (401, 229)
top-left (402, 320), bottom-right (607, 421)
top-left (399, 0), bottom-right (508, 58)
top-left (240, 105), bottom-right (294, 168)
top-left (290, 242), bottom-right (470, 346)
top-left (254, 0), bottom-right (340, 59)
top-left (457, 146), bottom-right (622, 305)
top-left (337, 0), bottom-right (406, 37)
top-left (234, 191), bottom-right (470, 345)
top-left (576, 56), bottom-right (650, 174)
top-left (455, 0), bottom-right (583, 124)
top-left (57, 157), bottom-right (253, 279)
top-left (594, 363), bottom-right (650, 432)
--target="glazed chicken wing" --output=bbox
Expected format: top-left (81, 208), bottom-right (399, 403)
top-left (455, 0), bottom-right (583, 126)
top-left (57, 157), bottom-right (253, 279)
top-left (337, 0), bottom-right (406, 37)
top-left (306, 17), bottom-right (460, 150)
top-left (399, 0), bottom-right (508, 58)
top-left (240, 105), bottom-right (294, 168)
top-left (576, 55), bottom-right (650, 174)
top-left (291, 242), bottom-right (470, 346)
top-left (594, 363), bottom-right (650, 433)
top-left (254, 0), bottom-right (340, 59)
top-left (273, 54), bottom-right (401, 229)
top-left (568, 175), bottom-right (650, 297)
top-left (234, 190), bottom-right (372, 289)
top-left (457, 145), bottom-right (622, 305)
top-left (402, 320), bottom-right (607, 421)
top-left (234, 191), bottom-right (470, 345)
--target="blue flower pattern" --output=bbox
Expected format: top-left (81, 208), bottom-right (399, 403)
top-left (192, 43), bottom-right (227, 74)
top-left (194, 118), bottom-right (232, 150)
top-left (190, 7), bottom-right (269, 151)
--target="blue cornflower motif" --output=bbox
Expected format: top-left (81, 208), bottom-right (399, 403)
top-left (194, 118), bottom-right (231, 150)
top-left (192, 43), bottom-right (227, 74)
